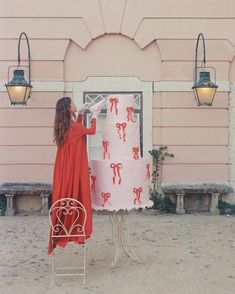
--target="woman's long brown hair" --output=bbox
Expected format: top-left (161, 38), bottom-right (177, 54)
top-left (53, 97), bottom-right (73, 146)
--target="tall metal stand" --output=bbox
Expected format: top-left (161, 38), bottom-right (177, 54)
top-left (108, 210), bottom-right (143, 268)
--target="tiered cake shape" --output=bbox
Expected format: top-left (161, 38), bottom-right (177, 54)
top-left (89, 94), bottom-right (152, 211)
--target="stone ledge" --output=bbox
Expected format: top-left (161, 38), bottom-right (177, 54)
top-left (161, 182), bottom-right (233, 195)
top-left (161, 182), bottom-right (233, 215)
top-left (0, 183), bottom-right (52, 216)
top-left (0, 183), bottom-right (52, 195)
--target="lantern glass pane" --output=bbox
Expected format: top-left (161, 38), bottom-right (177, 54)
top-left (26, 87), bottom-right (31, 99)
top-left (6, 85), bottom-right (29, 104)
top-left (194, 87), bottom-right (216, 106)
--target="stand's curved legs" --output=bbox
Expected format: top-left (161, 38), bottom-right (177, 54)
top-left (109, 211), bottom-right (143, 268)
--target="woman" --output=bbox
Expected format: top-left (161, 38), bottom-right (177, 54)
top-left (48, 96), bottom-right (98, 254)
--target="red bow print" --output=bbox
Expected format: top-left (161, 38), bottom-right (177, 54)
top-left (126, 106), bottom-right (135, 122)
top-left (146, 163), bottom-right (150, 181)
top-left (91, 175), bottom-right (96, 192)
top-left (133, 187), bottom-right (143, 205)
top-left (109, 97), bottom-right (118, 115)
top-left (101, 192), bottom-right (111, 207)
top-left (116, 123), bottom-right (127, 142)
top-left (132, 147), bottom-right (139, 160)
top-left (102, 140), bottom-right (110, 159)
top-left (110, 163), bottom-right (123, 185)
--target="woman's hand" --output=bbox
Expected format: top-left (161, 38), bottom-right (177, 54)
top-left (78, 102), bottom-right (90, 114)
top-left (88, 98), bottom-right (106, 120)
top-left (90, 112), bottom-right (98, 120)
top-left (90, 106), bottom-right (102, 120)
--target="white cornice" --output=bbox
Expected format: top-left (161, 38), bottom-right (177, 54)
top-left (0, 79), bottom-right (231, 92)
top-left (153, 81), bottom-right (230, 92)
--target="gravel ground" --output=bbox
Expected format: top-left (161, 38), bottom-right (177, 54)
top-left (0, 210), bottom-right (235, 294)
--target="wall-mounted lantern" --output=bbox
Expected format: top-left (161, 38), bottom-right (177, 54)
top-left (192, 33), bottom-right (218, 106)
top-left (5, 32), bottom-right (32, 105)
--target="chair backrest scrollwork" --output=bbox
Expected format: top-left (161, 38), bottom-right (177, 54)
top-left (49, 198), bottom-right (87, 238)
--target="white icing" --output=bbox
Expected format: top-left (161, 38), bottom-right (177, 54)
top-left (102, 122), bottom-right (140, 160)
top-left (90, 94), bottom-right (152, 211)
top-left (90, 159), bottom-right (151, 211)
top-left (106, 94), bottom-right (135, 124)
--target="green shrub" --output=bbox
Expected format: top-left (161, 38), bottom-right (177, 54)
top-left (218, 200), bottom-right (235, 215)
top-left (149, 146), bottom-right (174, 192)
top-left (148, 146), bottom-right (175, 213)
top-left (150, 191), bottom-right (176, 214)
top-left (0, 195), bottom-right (7, 216)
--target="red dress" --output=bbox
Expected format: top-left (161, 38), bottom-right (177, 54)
top-left (47, 115), bottom-right (96, 254)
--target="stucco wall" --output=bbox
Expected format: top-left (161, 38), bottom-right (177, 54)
top-left (0, 0), bottom-right (235, 202)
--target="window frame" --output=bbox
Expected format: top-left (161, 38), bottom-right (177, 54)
top-left (83, 91), bottom-right (144, 159)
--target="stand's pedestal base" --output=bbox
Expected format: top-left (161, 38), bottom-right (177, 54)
top-left (108, 210), bottom-right (143, 268)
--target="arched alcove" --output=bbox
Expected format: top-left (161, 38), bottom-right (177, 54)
top-left (63, 34), bottom-right (161, 81)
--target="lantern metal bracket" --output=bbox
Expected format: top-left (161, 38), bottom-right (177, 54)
top-left (5, 32), bottom-right (32, 105)
top-left (6, 32), bottom-right (32, 86)
top-left (194, 33), bottom-right (206, 86)
top-left (193, 33), bottom-right (217, 86)
top-left (192, 33), bottom-right (218, 106)
top-left (17, 32), bottom-right (31, 85)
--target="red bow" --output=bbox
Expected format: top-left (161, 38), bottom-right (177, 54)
top-left (132, 147), bottom-right (139, 160)
top-left (146, 163), bottom-right (150, 181)
top-left (101, 192), bottom-right (111, 207)
top-left (133, 187), bottom-right (143, 205)
top-left (116, 123), bottom-right (127, 142)
top-left (126, 106), bottom-right (135, 122)
top-left (110, 163), bottom-right (123, 185)
top-left (102, 140), bottom-right (110, 159)
top-left (91, 175), bottom-right (96, 192)
top-left (109, 97), bottom-right (118, 115)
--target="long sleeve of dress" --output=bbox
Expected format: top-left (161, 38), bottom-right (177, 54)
top-left (68, 117), bottom-right (96, 142)
top-left (78, 118), bottom-right (96, 136)
top-left (76, 114), bottom-right (96, 134)
top-left (77, 114), bottom-right (83, 123)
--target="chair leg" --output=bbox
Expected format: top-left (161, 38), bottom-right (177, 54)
top-left (51, 251), bottom-right (55, 286)
top-left (51, 241), bottom-right (87, 285)
top-left (83, 244), bottom-right (86, 284)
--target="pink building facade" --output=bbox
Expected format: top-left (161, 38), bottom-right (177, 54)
top-left (1, 0), bottom-right (235, 203)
